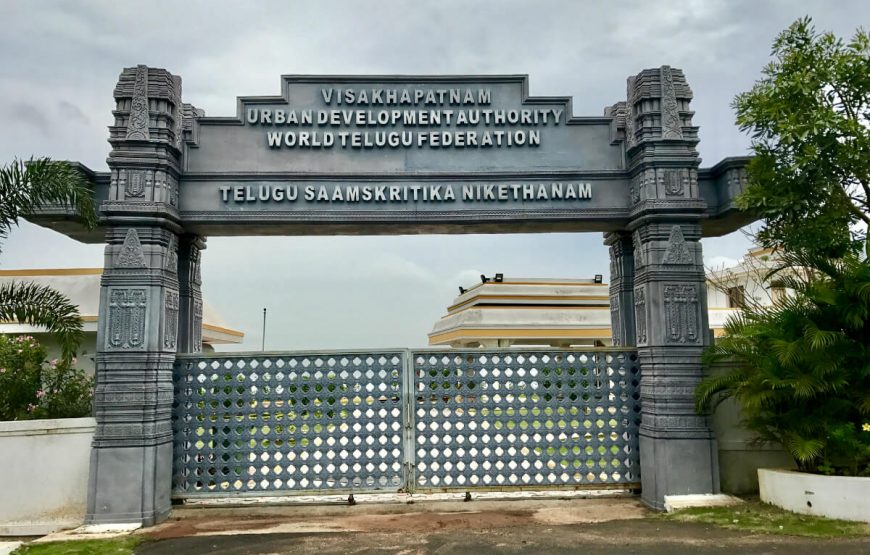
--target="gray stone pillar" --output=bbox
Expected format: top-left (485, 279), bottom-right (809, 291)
top-left (605, 232), bottom-right (635, 346)
top-left (86, 66), bottom-right (187, 525)
top-left (177, 235), bottom-right (204, 354)
top-left (623, 67), bottom-right (719, 508)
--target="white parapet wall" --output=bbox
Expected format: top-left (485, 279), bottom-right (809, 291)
top-left (0, 417), bottom-right (96, 535)
top-left (759, 468), bottom-right (870, 523)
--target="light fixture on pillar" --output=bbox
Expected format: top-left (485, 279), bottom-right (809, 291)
top-left (458, 286), bottom-right (466, 294)
top-left (494, 273), bottom-right (504, 283)
top-left (594, 274), bottom-right (603, 284)
top-left (480, 274), bottom-right (489, 284)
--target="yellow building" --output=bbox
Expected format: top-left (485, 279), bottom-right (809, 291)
top-left (429, 248), bottom-right (784, 347)
top-left (429, 276), bottom-right (612, 347)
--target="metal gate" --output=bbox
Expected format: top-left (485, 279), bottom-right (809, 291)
top-left (172, 348), bottom-right (640, 499)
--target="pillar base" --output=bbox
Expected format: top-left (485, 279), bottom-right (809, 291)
top-left (85, 442), bottom-right (173, 526)
top-left (640, 432), bottom-right (720, 510)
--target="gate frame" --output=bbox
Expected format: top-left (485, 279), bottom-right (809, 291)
top-left (170, 347), bottom-right (642, 500)
top-left (23, 64), bottom-right (752, 525)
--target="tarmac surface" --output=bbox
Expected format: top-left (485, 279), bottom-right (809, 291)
top-left (133, 497), bottom-right (870, 555)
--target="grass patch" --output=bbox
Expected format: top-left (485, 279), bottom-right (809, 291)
top-left (662, 500), bottom-right (870, 538)
top-left (12, 536), bottom-right (143, 555)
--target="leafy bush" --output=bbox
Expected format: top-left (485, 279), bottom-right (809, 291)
top-left (697, 252), bottom-right (870, 476)
top-left (0, 335), bottom-right (93, 420)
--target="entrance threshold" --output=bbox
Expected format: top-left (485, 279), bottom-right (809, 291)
top-left (177, 487), bottom-right (638, 507)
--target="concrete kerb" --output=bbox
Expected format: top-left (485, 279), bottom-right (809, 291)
top-left (178, 488), bottom-right (637, 507)
top-left (31, 523), bottom-right (142, 544)
top-left (0, 542), bottom-right (22, 555)
top-left (663, 494), bottom-right (744, 512)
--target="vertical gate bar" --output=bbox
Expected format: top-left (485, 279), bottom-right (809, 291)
top-left (402, 349), bottom-right (416, 493)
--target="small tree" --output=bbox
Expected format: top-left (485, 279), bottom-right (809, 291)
top-left (733, 17), bottom-right (870, 258)
top-left (697, 18), bottom-right (870, 476)
top-left (0, 157), bottom-right (97, 360)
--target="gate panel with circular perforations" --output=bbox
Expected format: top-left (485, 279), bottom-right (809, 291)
top-left (172, 351), bottom-right (407, 498)
top-left (411, 349), bottom-right (641, 491)
top-left (171, 348), bottom-right (640, 499)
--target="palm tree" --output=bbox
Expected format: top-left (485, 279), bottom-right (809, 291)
top-left (696, 250), bottom-right (870, 475)
top-left (0, 157), bottom-right (97, 361)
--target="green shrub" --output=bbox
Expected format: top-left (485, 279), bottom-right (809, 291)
top-left (697, 253), bottom-right (870, 476)
top-left (0, 335), bottom-right (94, 420)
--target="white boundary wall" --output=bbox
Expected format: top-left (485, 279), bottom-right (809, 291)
top-left (0, 417), bottom-right (95, 535)
top-left (759, 468), bottom-right (870, 522)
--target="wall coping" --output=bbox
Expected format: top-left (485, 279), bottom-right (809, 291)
top-left (760, 467), bottom-right (870, 482)
top-left (0, 417), bottom-right (96, 437)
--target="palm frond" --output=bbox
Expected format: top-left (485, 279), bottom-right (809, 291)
top-left (0, 157), bottom-right (97, 253)
top-left (782, 434), bottom-right (826, 466)
top-left (0, 281), bottom-right (83, 361)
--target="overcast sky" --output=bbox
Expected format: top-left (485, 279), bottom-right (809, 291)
top-left (0, 1), bottom-right (865, 350)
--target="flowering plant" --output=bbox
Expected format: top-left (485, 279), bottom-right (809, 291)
top-left (0, 335), bottom-right (93, 420)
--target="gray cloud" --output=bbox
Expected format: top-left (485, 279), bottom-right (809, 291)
top-left (57, 100), bottom-right (90, 125)
top-left (6, 101), bottom-right (50, 134)
top-left (0, 0), bottom-right (863, 349)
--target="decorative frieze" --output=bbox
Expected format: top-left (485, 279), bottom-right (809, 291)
top-left (106, 288), bottom-right (148, 350)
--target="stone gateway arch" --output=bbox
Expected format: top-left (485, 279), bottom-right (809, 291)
top-left (30, 65), bottom-right (752, 525)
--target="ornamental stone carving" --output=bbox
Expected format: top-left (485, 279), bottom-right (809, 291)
top-left (165, 234), bottom-right (178, 272)
top-left (662, 225), bottom-right (693, 265)
top-left (624, 76), bottom-right (637, 149)
top-left (106, 288), bottom-right (147, 350)
top-left (116, 228), bottom-right (147, 268)
top-left (663, 170), bottom-right (684, 196)
top-left (172, 75), bottom-right (184, 149)
top-left (126, 65), bottom-right (149, 140)
top-left (163, 290), bottom-right (179, 350)
top-left (634, 287), bottom-right (647, 345)
top-left (629, 173), bottom-right (641, 204)
top-left (663, 283), bottom-right (700, 344)
top-left (610, 301), bottom-right (622, 347)
top-left (125, 170), bottom-right (146, 198)
top-left (192, 299), bottom-right (203, 352)
top-left (660, 66), bottom-right (683, 140)
top-left (193, 247), bottom-right (202, 285)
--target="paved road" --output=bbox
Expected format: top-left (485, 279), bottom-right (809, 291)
top-left (135, 498), bottom-right (869, 555)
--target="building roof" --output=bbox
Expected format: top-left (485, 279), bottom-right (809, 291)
top-left (429, 277), bottom-right (612, 346)
top-left (0, 268), bottom-right (244, 344)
